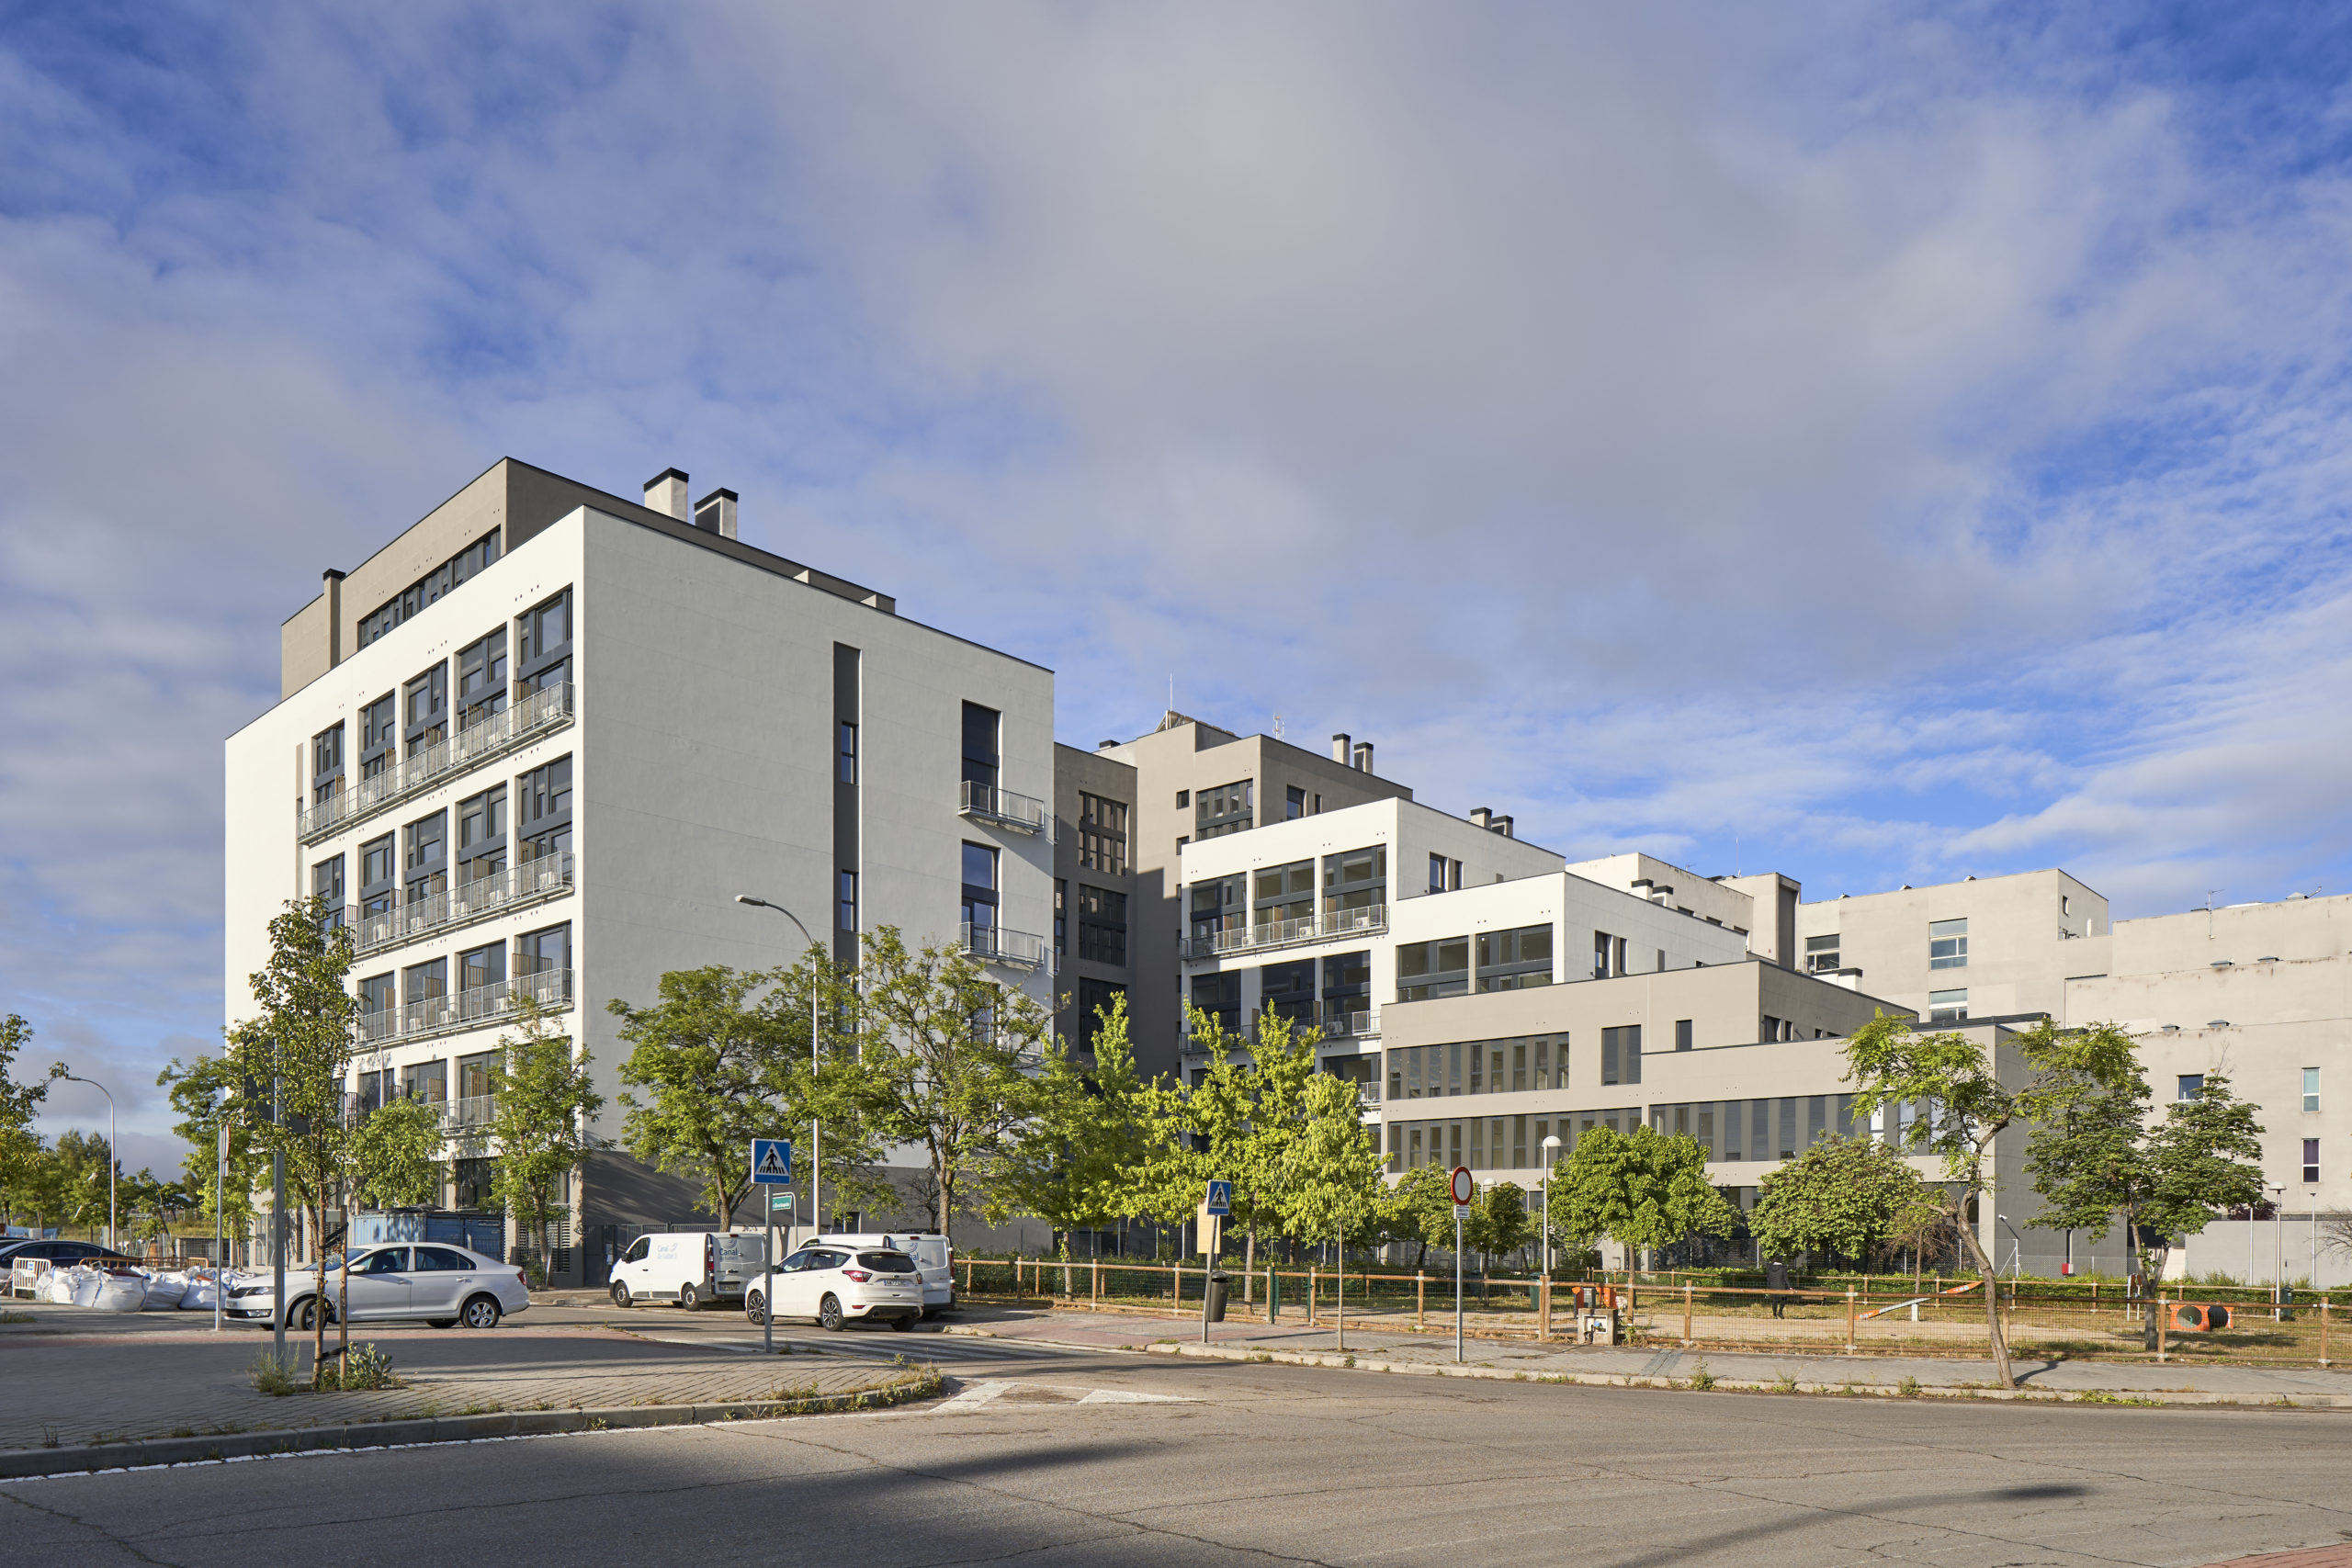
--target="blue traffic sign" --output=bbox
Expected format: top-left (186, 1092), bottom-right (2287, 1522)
top-left (1204, 1179), bottom-right (1233, 1216)
top-left (750, 1138), bottom-right (794, 1186)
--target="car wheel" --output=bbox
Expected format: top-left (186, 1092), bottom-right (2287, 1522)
top-left (459, 1294), bottom-right (503, 1330)
top-left (288, 1297), bottom-right (329, 1330)
top-left (889, 1313), bottom-right (916, 1332)
top-left (819, 1294), bottom-right (845, 1332)
top-left (746, 1291), bottom-right (767, 1326)
top-left (679, 1282), bottom-right (701, 1312)
top-left (610, 1281), bottom-right (632, 1310)
top-left (426, 1318), bottom-right (458, 1329)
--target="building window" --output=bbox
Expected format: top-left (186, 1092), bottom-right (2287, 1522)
top-left (2178, 1074), bottom-right (2204, 1101)
top-left (1076, 977), bottom-right (1127, 1052)
top-left (404, 956), bottom-right (447, 1008)
top-left (1676, 1019), bottom-right (1692, 1052)
top-left (518, 756), bottom-right (572, 864)
top-left (404, 664), bottom-right (449, 756)
top-left (2304, 1138), bottom-right (2322, 1184)
top-left (1397, 937), bottom-right (1469, 1002)
top-left (1078, 885), bottom-right (1128, 965)
top-left (838, 721), bottom-right (857, 784)
top-left (457, 785), bottom-right (507, 880)
top-left (1321, 951), bottom-right (1371, 1034)
top-left (1600, 1026), bottom-right (1642, 1086)
top-left (1323, 846), bottom-right (1386, 915)
top-left (1253, 860), bottom-right (1315, 928)
top-left (1591, 931), bottom-right (1627, 979)
top-left (360, 693), bottom-right (396, 778)
top-left (311, 723), bottom-right (345, 807)
top-left (401, 1056), bottom-right (447, 1105)
top-left (1054, 879), bottom-right (1068, 953)
top-left (1258, 959), bottom-right (1314, 1027)
top-left (516, 590), bottom-right (572, 694)
top-left (1476, 924), bottom-right (1554, 991)
top-left (458, 941), bottom-right (504, 993)
top-left (1804, 933), bottom-right (1839, 973)
top-left (359, 972), bottom-right (395, 1019)
top-left (403, 811), bottom-right (447, 902)
top-left (1192, 971), bottom-right (1241, 1036)
top-left (312, 856), bottom-right (346, 928)
top-left (1928, 988), bottom-right (1967, 1024)
top-left (2304, 1067), bottom-right (2321, 1112)
top-left (1189, 874), bottom-right (1241, 945)
top-left (515, 922), bottom-right (571, 978)
top-left (358, 833), bottom-right (396, 915)
top-left (838, 870), bottom-right (857, 933)
top-left (961, 702), bottom-right (1000, 792)
top-left (1929, 918), bottom-right (1969, 970)
top-left (1079, 792), bottom-right (1129, 874)
top-left (354, 531), bottom-right (500, 649)
top-left (453, 1156), bottom-right (494, 1211)
top-left (1196, 779), bottom-right (1253, 839)
top-left (960, 842), bottom-right (999, 935)
top-left (1286, 785), bottom-right (1306, 819)
top-left (457, 627), bottom-right (509, 728)
top-left (1175, 790), bottom-right (1190, 808)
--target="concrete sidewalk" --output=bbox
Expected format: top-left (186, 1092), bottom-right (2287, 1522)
top-left (951, 1305), bottom-right (2352, 1406)
top-left (0, 1303), bottom-right (931, 1454)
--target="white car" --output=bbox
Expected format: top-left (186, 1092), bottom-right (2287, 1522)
top-left (747, 1244), bottom-right (923, 1332)
top-left (801, 1232), bottom-right (955, 1315)
top-left (606, 1231), bottom-right (772, 1311)
top-left (224, 1244), bottom-right (530, 1330)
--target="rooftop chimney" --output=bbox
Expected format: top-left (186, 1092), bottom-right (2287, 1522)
top-left (322, 569), bottom-right (345, 668)
top-left (1352, 740), bottom-right (1374, 773)
top-left (1331, 733), bottom-right (1351, 763)
top-left (644, 468), bottom-right (690, 520)
top-left (1470, 807), bottom-right (1492, 829)
top-left (693, 487), bottom-right (738, 540)
top-left (1495, 815), bottom-right (1513, 838)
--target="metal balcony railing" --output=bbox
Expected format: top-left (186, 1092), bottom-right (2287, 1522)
top-left (1319, 1004), bottom-right (1380, 1040)
top-left (445, 1094), bottom-right (499, 1134)
top-left (299, 682), bottom-right (574, 842)
top-left (357, 1007), bottom-right (399, 1045)
top-left (350, 853), bottom-right (574, 956)
top-left (958, 921), bottom-right (1047, 971)
top-left (1179, 902), bottom-right (1387, 961)
top-left (956, 781), bottom-right (1048, 835)
top-left (390, 968), bottom-right (574, 1043)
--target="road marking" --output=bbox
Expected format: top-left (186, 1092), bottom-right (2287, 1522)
top-left (934, 1381), bottom-right (1012, 1411)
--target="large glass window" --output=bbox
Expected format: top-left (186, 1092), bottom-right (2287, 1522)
top-left (1600, 1024), bottom-right (1642, 1086)
top-left (359, 834), bottom-right (396, 915)
top-left (311, 723), bottom-right (345, 807)
top-left (1077, 884), bottom-right (1127, 965)
top-left (1476, 924), bottom-right (1554, 991)
top-left (360, 693), bottom-right (396, 777)
top-left (1076, 977), bottom-right (1127, 1052)
top-left (2177, 1074), bottom-right (2204, 1100)
top-left (359, 972), bottom-right (395, 1017)
top-left (2303, 1067), bottom-right (2321, 1112)
top-left (838, 870), bottom-right (857, 933)
top-left (458, 942), bottom-right (504, 993)
top-left (1191, 971), bottom-right (1241, 1036)
top-left (1323, 846), bottom-right (1386, 915)
top-left (355, 532), bottom-right (500, 649)
top-left (1078, 793), bottom-right (1129, 874)
top-left (1591, 931), bottom-right (1627, 979)
top-left (403, 811), bottom-right (447, 902)
top-left (516, 589), bottom-right (572, 694)
top-left (458, 1050), bottom-right (497, 1102)
top-left (1804, 933), bottom-right (1840, 973)
top-left (516, 922), bottom-right (571, 976)
top-left (1396, 937), bottom-right (1469, 1002)
top-left (404, 957), bottom-right (447, 1005)
top-left (518, 756), bottom-right (572, 865)
top-left (1321, 950), bottom-right (1371, 1033)
top-left (1928, 988), bottom-right (1967, 1023)
top-left (457, 627), bottom-right (508, 727)
top-left (403, 664), bottom-right (448, 756)
top-left (1190, 874), bottom-right (1242, 945)
top-left (401, 1056), bottom-right (447, 1104)
top-left (838, 721), bottom-right (857, 784)
top-left (1195, 779), bottom-right (1253, 839)
top-left (312, 855), bottom-right (346, 928)
top-left (961, 702), bottom-right (1000, 791)
top-left (1258, 959), bottom-right (1313, 1027)
top-left (458, 785), bottom-right (507, 879)
top-left (1929, 918), bottom-right (1969, 970)
top-left (1253, 860), bottom-right (1315, 927)
top-left (960, 842), bottom-right (999, 933)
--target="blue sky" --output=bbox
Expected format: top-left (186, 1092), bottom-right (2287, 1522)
top-left (8, 2), bottom-right (2352, 1172)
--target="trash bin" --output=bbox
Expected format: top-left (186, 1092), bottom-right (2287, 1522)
top-left (1205, 1271), bottom-right (1230, 1323)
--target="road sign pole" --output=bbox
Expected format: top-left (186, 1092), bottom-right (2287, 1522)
top-left (1454, 1210), bottom-right (1464, 1363)
top-left (764, 1207), bottom-right (775, 1355)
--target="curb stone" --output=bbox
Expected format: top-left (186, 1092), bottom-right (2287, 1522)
top-left (1138, 1341), bottom-right (2352, 1410)
top-left (0, 1368), bottom-right (944, 1480)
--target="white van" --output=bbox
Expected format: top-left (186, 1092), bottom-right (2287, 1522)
top-left (607, 1230), bottom-right (772, 1310)
top-left (800, 1233), bottom-right (954, 1315)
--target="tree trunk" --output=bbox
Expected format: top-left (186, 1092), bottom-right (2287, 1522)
top-left (1244, 1231), bottom-right (1256, 1303)
top-left (310, 1192), bottom-right (330, 1390)
top-left (336, 1177), bottom-right (350, 1366)
top-left (1953, 1199), bottom-right (2013, 1388)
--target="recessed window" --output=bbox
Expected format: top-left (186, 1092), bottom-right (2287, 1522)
top-left (1078, 885), bottom-right (1128, 965)
top-left (1600, 1025), bottom-right (1642, 1086)
top-left (2178, 1074), bottom-right (2204, 1101)
top-left (1286, 784), bottom-right (1306, 819)
top-left (459, 941), bottom-right (504, 992)
top-left (1804, 933), bottom-right (1840, 973)
top-left (517, 589), bottom-right (572, 694)
top-left (838, 721), bottom-right (857, 784)
top-left (1079, 793), bottom-right (1129, 874)
top-left (2304, 1066), bottom-right (2321, 1112)
top-left (1397, 937), bottom-right (1470, 1002)
top-left (1195, 779), bottom-right (1253, 839)
top-left (1929, 918), bottom-right (1969, 970)
top-left (1476, 924), bottom-right (1554, 991)
top-left (960, 702), bottom-right (1000, 791)
top-left (1675, 1019), bottom-right (1692, 1052)
top-left (960, 842), bottom-right (999, 934)
top-left (1928, 988), bottom-right (1967, 1024)
top-left (2304, 1138), bottom-right (2322, 1184)
top-left (1591, 931), bottom-right (1626, 979)
top-left (837, 870), bottom-right (857, 932)
top-left (457, 627), bottom-right (508, 728)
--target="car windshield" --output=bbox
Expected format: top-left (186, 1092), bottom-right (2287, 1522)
top-left (858, 1251), bottom-right (917, 1273)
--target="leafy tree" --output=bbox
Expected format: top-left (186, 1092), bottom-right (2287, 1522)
top-left (223, 897), bottom-right (359, 1387)
top-left (609, 965), bottom-right (785, 1228)
top-left (2143, 1072), bottom-right (2266, 1266)
top-left (752, 947), bottom-right (887, 1227)
top-left (1551, 1125), bottom-right (1736, 1262)
top-left (1006, 990), bottom-right (1154, 1261)
top-left (1749, 1134), bottom-right (1939, 1264)
top-left (1466, 1180), bottom-right (1533, 1269)
top-left (51, 1129), bottom-right (117, 1238)
top-left (157, 1054), bottom-right (264, 1244)
top-left (1384, 1162), bottom-right (1462, 1269)
top-left (857, 929), bottom-right (1054, 1242)
top-left (348, 1099), bottom-right (445, 1211)
top-left (1845, 1013), bottom-right (2136, 1388)
top-left (1, 1015), bottom-right (51, 1233)
top-left (1277, 1071), bottom-right (1390, 1260)
top-left (0, 1014), bottom-right (46, 1147)
top-left (488, 995), bottom-right (605, 1286)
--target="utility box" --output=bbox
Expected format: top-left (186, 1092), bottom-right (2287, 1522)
top-left (1578, 1310), bottom-right (1622, 1346)
top-left (1205, 1272), bottom-right (1229, 1323)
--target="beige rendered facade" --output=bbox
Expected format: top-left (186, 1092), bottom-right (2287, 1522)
top-left (1794, 869), bottom-right (2109, 1023)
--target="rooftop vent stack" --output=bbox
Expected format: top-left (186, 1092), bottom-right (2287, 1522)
top-left (1352, 740), bottom-right (1374, 773)
top-left (1470, 807), bottom-right (1493, 829)
top-left (694, 488), bottom-right (738, 540)
top-left (1495, 815), bottom-right (1514, 838)
top-left (1331, 733), bottom-right (1351, 763)
top-left (644, 468), bottom-right (690, 520)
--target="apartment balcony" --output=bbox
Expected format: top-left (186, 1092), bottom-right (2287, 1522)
top-left (959, 920), bottom-right (1047, 971)
top-left (1179, 902), bottom-right (1387, 962)
top-left (382, 969), bottom-right (574, 1044)
top-left (444, 1094), bottom-right (498, 1135)
top-left (351, 853), bottom-right (574, 957)
top-left (1319, 1004), bottom-right (1380, 1041)
top-left (957, 781), bottom-right (1047, 835)
top-left (299, 682), bottom-right (574, 843)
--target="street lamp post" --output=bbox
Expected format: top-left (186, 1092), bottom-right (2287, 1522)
top-left (51, 1069), bottom-right (117, 1252)
top-left (1540, 1134), bottom-right (1561, 1338)
top-left (2269, 1184), bottom-right (2286, 1316)
top-left (737, 897), bottom-right (822, 1316)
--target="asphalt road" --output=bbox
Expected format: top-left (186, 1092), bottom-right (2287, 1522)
top-left (6, 1310), bottom-right (2350, 1568)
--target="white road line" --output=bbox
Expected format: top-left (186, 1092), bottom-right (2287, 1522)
top-left (933, 1381), bottom-right (1012, 1412)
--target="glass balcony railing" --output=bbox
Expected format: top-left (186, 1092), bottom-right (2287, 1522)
top-left (957, 781), bottom-right (1048, 835)
top-left (300, 682), bottom-right (573, 842)
top-left (382, 968), bottom-right (574, 1043)
top-left (958, 920), bottom-right (1047, 970)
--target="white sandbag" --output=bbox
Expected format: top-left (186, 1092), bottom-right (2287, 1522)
top-left (70, 1269), bottom-right (106, 1307)
top-left (179, 1275), bottom-right (219, 1311)
top-left (141, 1273), bottom-right (187, 1310)
top-left (36, 1269), bottom-right (66, 1304)
top-left (93, 1274), bottom-right (147, 1312)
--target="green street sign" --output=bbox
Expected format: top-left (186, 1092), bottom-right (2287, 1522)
top-left (770, 1191), bottom-right (795, 1214)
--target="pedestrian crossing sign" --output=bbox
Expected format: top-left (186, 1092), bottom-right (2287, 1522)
top-left (751, 1138), bottom-right (794, 1186)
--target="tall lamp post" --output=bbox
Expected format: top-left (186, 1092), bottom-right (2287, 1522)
top-left (51, 1068), bottom-right (117, 1252)
top-left (1540, 1134), bottom-right (1561, 1337)
top-left (736, 896), bottom-right (821, 1235)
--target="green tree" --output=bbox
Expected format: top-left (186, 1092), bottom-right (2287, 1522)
top-left (1, 1013), bottom-right (46, 1147)
top-left (856, 929), bottom-right (1054, 1242)
top-left (1466, 1180), bottom-right (1534, 1269)
top-left (608, 965), bottom-right (784, 1228)
top-left (1749, 1134), bottom-right (1939, 1265)
top-left (1278, 1071), bottom-right (1390, 1260)
top-left (348, 1099), bottom-right (445, 1210)
top-left (223, 896), bottom-right (359, 1387)
top-left (1006, 991), bottom-right (1154, 1262)
top-left (752, 947), bottom-right (886, 1229)
top-left (2143, 1072), bottom-right (2266, 1267)
top-left (488, 995), bottom-right (605, 1286)
top-left (1, 1015), bottom-right (51, 1233)
top-left (1551, 1125), bottom-right (1736, 1263)
top-left (51, 1129), bottom-right (117, 1238)
top-left (1383, 1163), bottom-right (1460, 1269)
top-left (156, 1054), bottom-right (264, 1245)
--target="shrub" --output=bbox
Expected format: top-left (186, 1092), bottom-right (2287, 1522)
top-left (250, 1352), bottom-right (298, 1395)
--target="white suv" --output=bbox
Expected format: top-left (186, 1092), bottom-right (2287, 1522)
top-left (225, 1245), bottom-right (529, 1330)
top-left (748, 1245), bottom-right (922, 1332)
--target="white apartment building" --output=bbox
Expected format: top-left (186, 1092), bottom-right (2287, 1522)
top-left (225, 459), bottom-right (1058, 1284)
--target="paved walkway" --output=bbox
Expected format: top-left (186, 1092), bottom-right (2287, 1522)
top-left (955, 1303), bottom-right (2352, 1402)
top-left (0, 1303), bottom-right (924, 1450)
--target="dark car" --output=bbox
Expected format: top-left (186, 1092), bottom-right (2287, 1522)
top-left (0, 1239), bottom-right (140, 1269)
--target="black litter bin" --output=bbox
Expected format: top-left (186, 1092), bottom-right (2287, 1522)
top-left (1205, 1271), bottom-right (1230, 1323)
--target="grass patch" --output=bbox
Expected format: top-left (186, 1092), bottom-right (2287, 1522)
top-left (1, 1310), bottom-right (33, 1324)
top-left (249, 1352), bottom-right (299, 1396)
top-left (1897, 1376), bottom-right (1923, 1398)
top-left (1687, 1360), bottom-right (1716, 1392)
top-left (2073, 1390), bottom-right (2163, 1406)
top-left (1772, 1374), bottom-right (1798, 1394)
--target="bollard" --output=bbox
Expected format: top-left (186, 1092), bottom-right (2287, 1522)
top-left (1540, 1275), bottom-right (1551, 1341)
top-left (1308, 1266), bottom-right (1318, 1326)
top-left (1417, 1270), bottom-right (1426, 1329)
top-left (2157, 1294), bottom-right (2168, 1362)
top-left (1092, 1257), bottom-right (1101, 1307)
top-left (2322, 1298), bottom-right (2331, 1368)
top-left (1683, 1281), bottom-right (1693, 1347)
top-left (1846, 1287), bottom-right (1857, 1355)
